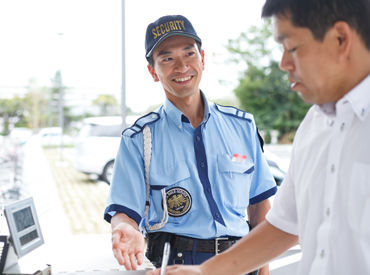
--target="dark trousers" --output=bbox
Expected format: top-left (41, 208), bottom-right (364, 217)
top-left (168, 248), bottom-right (258, 275)
top-left (147, 233), bottom-right (258, 275)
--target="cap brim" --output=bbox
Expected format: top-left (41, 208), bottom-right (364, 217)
top-left (146, 32), bottom-right (202, 60)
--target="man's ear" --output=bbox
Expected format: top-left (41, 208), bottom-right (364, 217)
top-left (201, 49), bottom-right (205, 70)
top-left (332, 21), bottom-right (353, 60)
top-left (147, 64), bottom-right (159, 82)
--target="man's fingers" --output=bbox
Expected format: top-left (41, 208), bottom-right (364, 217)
top-left (146, 269), bottom-right (160, 275)
top-left (136, 252), bottom-right (144, 265)
top-left (123, 252), bottom-right (132, 270)
top-left (113, 247), bottom-right (125, 266)
top-left (111, 232), bottom-right (121, 248)
top-left (130, 252), bottom-right (138, 270)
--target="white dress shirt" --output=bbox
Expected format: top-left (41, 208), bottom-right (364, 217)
top-left (266, 74), bottom-right (370, 274)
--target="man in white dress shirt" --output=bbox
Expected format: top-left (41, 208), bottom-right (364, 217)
top-left (147, 0), bottom-right (370, 274)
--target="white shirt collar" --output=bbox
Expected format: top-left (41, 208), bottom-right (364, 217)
top-left (317, 74), bottom-right (370, 120)
top-left (340, 74), bottom-right (370, 121)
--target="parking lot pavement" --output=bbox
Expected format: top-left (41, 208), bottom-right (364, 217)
top-left (42, 147), bottom-right (111, 235)
top-left (22, 136), bottom-right (72, 240)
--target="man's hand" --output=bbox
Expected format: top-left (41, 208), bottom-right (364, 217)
top-left (146, 264), bottom-right (204, 275)
top-left (112, 222), bottom-right (145, 270)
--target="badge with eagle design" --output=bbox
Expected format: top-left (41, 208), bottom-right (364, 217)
top-left (165, 187), bottom-right (192, 217)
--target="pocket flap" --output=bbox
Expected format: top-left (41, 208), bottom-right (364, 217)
top-left (150, 161), bottom-right (191, 189)
top-left (218, 154), bottom-right (254, 174)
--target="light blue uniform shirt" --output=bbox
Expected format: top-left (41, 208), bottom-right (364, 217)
top-left (105, 92), bottom-right (277, 238)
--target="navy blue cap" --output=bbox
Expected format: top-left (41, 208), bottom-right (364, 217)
top-left (145, 15), bottom-right (202, 61)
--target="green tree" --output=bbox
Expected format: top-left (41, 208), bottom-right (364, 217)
top-left (23, 85), bottom-right (50, 130)
top-left (227, 21), bottom-right (310, 141)
top-left (92, 94), bottom-right (119, 115)
top-left (48, 71), bottom-right (75, 132)
top-left (0, 96), bottom-right (25, 135)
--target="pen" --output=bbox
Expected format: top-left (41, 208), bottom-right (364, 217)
top-left (160, 242), bottom-right (170, 275)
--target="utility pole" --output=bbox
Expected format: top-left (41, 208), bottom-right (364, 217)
top-left (121, 0), bottom-right (127, 130)
top-left (58, 72), bottom-right (64, 162)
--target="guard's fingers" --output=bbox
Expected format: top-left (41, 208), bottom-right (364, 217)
top-left (130, 252), bottom-right (138, 270)
top-left (123, 252), bottom-right (132, 270)
top-left (111, 232), bottom-right (121, 247)
top-left (136, 252), bottom-right (144, 265)
top-left (113, 247), bottom-right (125, 266)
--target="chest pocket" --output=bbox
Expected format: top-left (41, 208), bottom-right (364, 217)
top-left (217, 154), bottom-right (255, 209)
top-left (149, 161), bottom-right (193, 222)
top-left (150, 161), bottom-right (191, 189)
top-left (218, 154), bottom-right (254, 174)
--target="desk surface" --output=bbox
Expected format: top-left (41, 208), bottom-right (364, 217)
top-left (5, 234), bottom-right (154, 274)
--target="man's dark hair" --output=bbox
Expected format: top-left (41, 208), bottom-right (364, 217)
top-left (148, 41), bottom-right (202, 67)
top-left (261, 0), bottom-right (370, 50)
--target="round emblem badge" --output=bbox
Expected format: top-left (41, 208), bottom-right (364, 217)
top-left (165, 187), bottom-right (192, 217)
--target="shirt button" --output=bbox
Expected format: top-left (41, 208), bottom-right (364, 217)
top-left (330, 164), bottom-right (335, 173)
top-left (196, 136), bottom-right (201, 141)
top-left (215, 213), bottom-right (220, 218)
top-left (326, 208), bottom-right (330, 217)
top-left (200, 162), bottom-right (205, 168)
top-left (320, 249), bottom-right (325, 258)
top-left (340, 122), bottom-right (345, 131)
top-left (178, 125), bottom-right (182, 129)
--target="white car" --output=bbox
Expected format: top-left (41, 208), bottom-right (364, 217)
top-left (38, 127), bottom-right (74, 147)
top-left (74, 116), bottom-right (122, 184)
top-left (74, 116), bottom-right (138, 184)
top-left (264, 144), bottom-right (291, 186)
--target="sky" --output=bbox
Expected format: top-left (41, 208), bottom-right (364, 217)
top-left (0, 0), bottom-right (267, 113)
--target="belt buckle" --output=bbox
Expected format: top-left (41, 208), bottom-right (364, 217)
top-left (215, 237), bottom-right (228, 255)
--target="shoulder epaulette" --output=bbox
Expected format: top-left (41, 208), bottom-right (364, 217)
top-left (215, 104), bottom-right (253, 122)
top-left (122, 112), bottom-right (160, 137)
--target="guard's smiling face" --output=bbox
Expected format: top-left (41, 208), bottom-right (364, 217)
top-left (148, 36), bottom-right (204, 101)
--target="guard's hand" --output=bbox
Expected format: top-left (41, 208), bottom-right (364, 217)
top-left (146, 265), bottom-right (204, 275)
top-left (111, 223), bottom-right (145, 270)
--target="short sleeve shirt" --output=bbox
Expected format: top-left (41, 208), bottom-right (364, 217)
top-left (105, 92), bottom-right (277, 239)
top-left (266, 75), bottom-right (370, 274)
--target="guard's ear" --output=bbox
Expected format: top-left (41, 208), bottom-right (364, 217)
top-left (201, 49), bottom-right (205, 70)
top-left (147, 64), bottom-right (159, 82)
top-left (331, 21), bottom-right (353, 60)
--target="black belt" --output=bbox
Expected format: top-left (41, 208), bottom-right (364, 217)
top-left (172, 235), bottom-right (240, 254)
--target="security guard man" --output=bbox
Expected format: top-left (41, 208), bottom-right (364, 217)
top-left (104, 15), bottom-right (277, 275)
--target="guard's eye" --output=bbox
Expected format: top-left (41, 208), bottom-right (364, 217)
top-left (287, 47), bottom-right (297, 53)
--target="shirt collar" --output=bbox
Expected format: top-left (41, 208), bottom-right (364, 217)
top-left (316, 74), bottom-right (370, 121)
top-left (340, 74), bottom-right (370, 121)
top-left (163, 90), bottom-right (211, 127)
